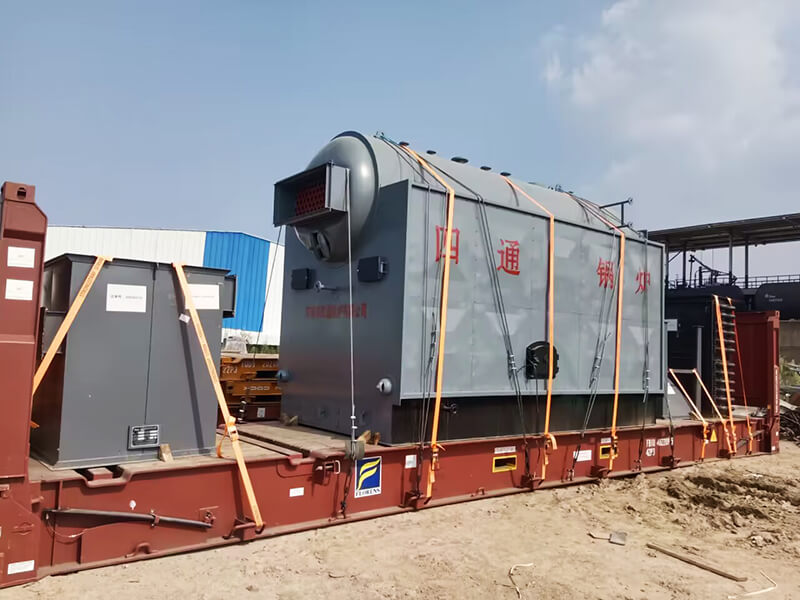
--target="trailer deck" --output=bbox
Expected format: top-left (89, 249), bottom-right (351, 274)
top-left (2, 412), bottom-right (773, 587)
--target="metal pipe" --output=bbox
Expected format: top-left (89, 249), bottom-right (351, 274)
top-left (695, 326), bottom-right (703, 412)
top-left (682, 248), bottom-right (687, 285)
top-left (744, 241), bottom-right (750, 288)
top-left (729, 233), bottom-right (734, 282)
top-left (44, 508), bottom-right (212, 529)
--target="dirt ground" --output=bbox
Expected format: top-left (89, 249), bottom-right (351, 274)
top-left (7, 444), bottom-right (800, 600)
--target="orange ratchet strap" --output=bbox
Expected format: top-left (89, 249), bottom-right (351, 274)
top-left (713, 295), bottom-right (737, 453)
top-left (692, 368), bottom-right (735, 456)
top-left (502, 177), bottom-right (557, 479)
top-left (668, 369), bottom-right (710, 460)
top-left (33, 255), bottom-right (110, 396)
top-left (398, 146), bottom-right (455, 499)
top-left (569, 196), bottom-right (626, 471)
top-left (173, 263), bottom-right (264, 529)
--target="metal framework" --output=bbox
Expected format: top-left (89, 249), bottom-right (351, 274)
top-left (651, 212), bottom-right (800, 288)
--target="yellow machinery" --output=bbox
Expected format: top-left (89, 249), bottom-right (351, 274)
top-left (219, 354), bottom-right (281, 422)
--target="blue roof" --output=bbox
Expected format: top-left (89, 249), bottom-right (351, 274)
top-left (203, 232), bottom-right (269, 332)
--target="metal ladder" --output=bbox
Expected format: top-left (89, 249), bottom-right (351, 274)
top-left (712, 297), bottom-right (738, 414)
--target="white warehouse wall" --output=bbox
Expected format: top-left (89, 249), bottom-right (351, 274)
top-left (45, 226), bottom-right (284, 347)
top-left (45, 226), bottom-right (207, 265)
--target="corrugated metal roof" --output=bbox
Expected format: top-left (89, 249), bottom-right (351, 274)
top-left (203, 232), bottom-right (269, 332)
top-left (45, 226), bottom-right (207, 264)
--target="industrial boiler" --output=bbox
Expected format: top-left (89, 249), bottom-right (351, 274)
top-left (274, 131), bottom-right (665, 445)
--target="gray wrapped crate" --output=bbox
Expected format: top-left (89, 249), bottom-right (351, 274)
top-left (32, 254), bottom-right (235, 469)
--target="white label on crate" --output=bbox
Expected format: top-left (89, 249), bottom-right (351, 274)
top-left (645, 448), bottom-right (656, 457)
top-left (7, 246), bottom-right (35, 269)
top-left (7, 559), bottom-right (35, 575)
top-left (5, 279), bottom-right (33, 301)
top-left (600, 437), bottom-right (612, 445)
top-left (106, 284), bottom-right (147, 313)
top-left (646, 438), bottom-right (656, 448)
top-left (256, 407), bottom-right (266, 419)
top-left (494, 445), bottom-right (516, 455)
top-left (405, 454), bottom-right (417, 469)
top-left (573, 449), bottom-right (592, 463)
top-left (289, 487), bottom-right (304, 498)
top-left (657, 437), bottom-right (673, 447)
top-left (178, 313), bottom-right (191, 323)
top-left (188, 284), bottom-right (219, 310)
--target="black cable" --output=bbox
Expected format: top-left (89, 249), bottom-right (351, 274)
top-left (378, 137), bottom-right (446, 497)
top-left (421, 160), bottom-right (533, 478)
top-left (380, 143), bottom-right (534, 478)
top-left (568, 193), bottom-right (624, 475)
top-left (569, 233), bottom-right (618, 474)
top-left (340, 458), bottom-right (354, 517)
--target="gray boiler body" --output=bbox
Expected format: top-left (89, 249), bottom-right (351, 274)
top-left (275, 132), bottom-right (665, 445)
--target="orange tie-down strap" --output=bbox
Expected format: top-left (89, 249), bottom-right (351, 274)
top-left (568, 195), bottom-right (626, 470)
top-left (173, 263), bottom-right (263, 529)
top-left (31, 256), bottom-right (111, 428)
top-left (399, 145), bottom-right (456, 500)
top-left (668, 369), bottom-right (710, 460)
top-left (713, 295), bottom-right (737, 452)
top-left (691, 368), bottom-right (736, 456)
top-left (33, 255), bottom-right (110, 396)
top-left (502, 177), bottom-right (557, 479)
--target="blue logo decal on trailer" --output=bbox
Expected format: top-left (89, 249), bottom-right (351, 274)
top-left (354, 456), bottom-right (382, 498)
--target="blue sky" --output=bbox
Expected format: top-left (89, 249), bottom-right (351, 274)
top-left (2, 1), bottom-right (798, 275)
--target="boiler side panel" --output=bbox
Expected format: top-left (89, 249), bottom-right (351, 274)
top-left (400, 186), bottom-right (664, 398)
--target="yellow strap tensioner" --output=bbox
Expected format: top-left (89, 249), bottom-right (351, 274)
top-left (713, 295), bottom-right (737, 454)
top-left (217, 415), bottom-right (239, 458)
top-left (397, 146), bottom-right (455, 500)
top-left (502, 177), bottom-right (557, 479)
top-left (173, 263), bottom-right (263, 529)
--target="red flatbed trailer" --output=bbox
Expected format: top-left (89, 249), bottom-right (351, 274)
top-left (1, 415), bottom-right (778, 588)
top-left (0, 182), bottom-right (782, 589)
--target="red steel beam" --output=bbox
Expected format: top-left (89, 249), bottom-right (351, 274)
top-left (0, 181), bottom-right (47, 587)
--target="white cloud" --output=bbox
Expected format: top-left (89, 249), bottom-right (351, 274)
top-left (542, 0), bottom-right (800, 236)
top-left (543, 53), bottom-right (562, 85)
